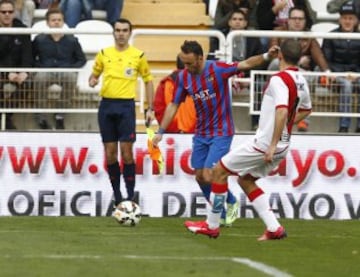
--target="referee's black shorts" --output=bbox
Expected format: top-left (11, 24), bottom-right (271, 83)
top-left (98, 98), bottom-right (136, 143)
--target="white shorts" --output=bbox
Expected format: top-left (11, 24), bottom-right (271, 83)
top-left (220, 138), bottom-right (288, 178)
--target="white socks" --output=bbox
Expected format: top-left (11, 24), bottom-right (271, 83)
top-left (207, 191), bottom-right (226, 229)
top-left (251, 193), bottom-right (280, 232)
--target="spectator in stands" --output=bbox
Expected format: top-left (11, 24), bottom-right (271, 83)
top-left (209, 10), bottom-right (263, 61)
top-left (209, 0), bottom-right (250, 58)
top-left (257, 0), bottom-right (316, 30)
top-left (58, 0), bottom-right (91, 27)
top-left (91, 0), bottom-right (123, 25)
top-left (0, 0), bottom-right (32, 129)
top-left (59, 0), bottom-right (123, 27)
top-left (247, 0), bottom-right (259, 29)
top-left (153, 55), bottom-right (196, 133)
top-left (209, 10), bottom-right (264, 130)
top-left (34, 0), bottom-right (58, 9)
top-left (256, 0), bottom-right (316, 50)
top-left (214, 0), bottom-right (250, 34)
top-left (322, 1), bottom-right (360, 133)
top-left (269, 6), bottom-right (330, 132)
top-left (327, 0), bottom-right (360, 20)
top-left (269, 6), bottom-right (329, 71)
top-left (32, 8), bottom-right (86, 129)
top-left (14, 0), bottom-right (35, 26)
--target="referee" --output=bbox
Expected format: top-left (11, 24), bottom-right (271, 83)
top-left (89, 18), bottom-right (154, 207)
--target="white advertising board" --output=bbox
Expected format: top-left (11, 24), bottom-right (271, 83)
top-left (0, 132), bottom-right (359, 219)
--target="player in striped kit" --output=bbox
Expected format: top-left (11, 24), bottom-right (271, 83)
top-left (153, 40), bottom-right (280, 227)
top-left (185, 39), bottom-right (312, 240)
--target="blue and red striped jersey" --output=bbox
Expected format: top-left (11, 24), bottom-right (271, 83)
top-left (173, 60), bottom-right (239, 137)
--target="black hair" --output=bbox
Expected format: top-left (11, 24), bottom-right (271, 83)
top-left (280, 39), bottom-right (302, 65)
top-left (229, 9), bottom-right (248, 22)
top-left (180, 40), bottom-right (203, 57)
top-left (288, 5), bottom-right (313, 30)
top-left (45, 8), bottom-right (64, 21)
top-left (115, 18), bottom-right (132, 32)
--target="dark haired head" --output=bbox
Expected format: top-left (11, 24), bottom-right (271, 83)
top-left (181, 40), bottom-right (203, 57)
top-left (115, 18), bottom-right (132, 32)
top-left (45, 8), bottom-right (64, 21)
top-left (280, 39), bottom-right (302, 65)
top-left (288, 5), bottom-right (313, 29)
top-left (229, 9), bottom-right (248, 22)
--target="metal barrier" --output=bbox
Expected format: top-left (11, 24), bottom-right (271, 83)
top-left (130, 28), bottom-right (226, 60)
top-left (0, 67), bottom-right (171, 130)
top-left (1, 27), bottom-right (360, 130)
top-left (248, 70), bottom-right (360, 118)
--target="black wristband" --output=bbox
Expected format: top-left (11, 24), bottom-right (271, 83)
top-left (157, 127), bottom-right (165, 135)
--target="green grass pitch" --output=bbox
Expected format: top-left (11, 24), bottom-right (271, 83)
top-left (0, 217), bottom-right (359, 277)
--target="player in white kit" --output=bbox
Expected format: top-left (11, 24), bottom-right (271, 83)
top-left (185, 38), bottom-right (312, 240)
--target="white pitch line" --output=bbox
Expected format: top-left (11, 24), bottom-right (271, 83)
top-left (125, 255), bottom-right (293, 277)
top-left (42, 255), bottom-right (102, 259)
top-left (0, 254), bottom-right (293, 276)
top-left (232, 257), bottom-right (293, 277)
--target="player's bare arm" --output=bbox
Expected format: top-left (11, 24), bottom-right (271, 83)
top-left (152, 102), bottom-right (179, 146)
top-left (144, 80), bottom-right (155, 124)
top-left (294, 110), bottom-right (312, 124)
top-left (237, 45), bottom-right (280, 71)
top-left (264, 107), bottom-right (288, 163)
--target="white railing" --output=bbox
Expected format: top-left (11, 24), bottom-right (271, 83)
top-left (249, 70), bottom-right (360, 117)
top-left (0, 67), bottom-right (171, 130)
top-left (1, 27), bottom-right (360, 130)
top-left (130, 28), bottom-right (227, 60)
top-left (226, 30), bottom-right (360, 116)
top-left (225, 30), bottom-right (360, 63)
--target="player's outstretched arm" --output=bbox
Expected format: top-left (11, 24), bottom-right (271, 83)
top-left (152, 103), bottom-right (179, 146)
top-left (237, 45), bottom-right (280, 71)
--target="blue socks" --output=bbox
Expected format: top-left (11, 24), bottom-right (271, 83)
top-left (199, 183), bottom-right (236, 219)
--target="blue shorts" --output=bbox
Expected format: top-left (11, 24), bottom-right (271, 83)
top-left (98, 98), bottom-right (136, 143)
top-left (191, 135), bottom-right (233, 169)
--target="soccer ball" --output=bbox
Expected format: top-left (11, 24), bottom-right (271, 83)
top-left (112, 201), bottom-right (141, 226)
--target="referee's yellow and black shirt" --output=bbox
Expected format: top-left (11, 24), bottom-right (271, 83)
top-left (92, 45), bottom-right (153, 99)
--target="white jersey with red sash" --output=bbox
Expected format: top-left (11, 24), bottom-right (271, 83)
top-left (254, 67), bottom-right (312, 153)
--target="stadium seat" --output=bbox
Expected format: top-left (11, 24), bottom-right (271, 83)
top-left (75, 20), bottom-right (113, 55)
top-left (122, 2), bottom-right (211, 27)
top-left (34, 9), bottom-right (106, 22)
top-left (132, 36), bottom-right (209, 63)
top-left (311, 22), bottom-right (337, 46)
top-left (308, 0), bottom-right (339, 22)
